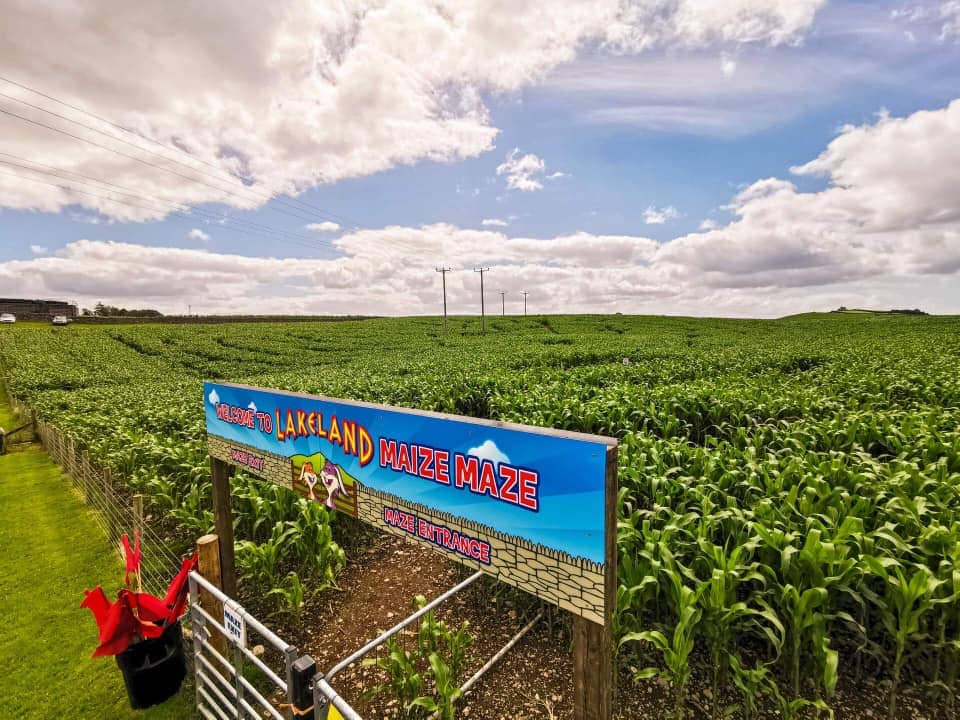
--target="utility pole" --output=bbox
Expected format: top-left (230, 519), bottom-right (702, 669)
top-left (435, 267), bottom-right (451, 336)
top-left (521, 291), bottom-right (529, 316)
top-left (499, 291), bottom-right (506, 316)
top-left (474, 267), bottom-right (489, 334)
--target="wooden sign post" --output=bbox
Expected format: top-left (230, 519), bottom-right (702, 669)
top-left (572, 444), bottom-right (617, 720)
top-left (209, 457), bottom-right (237, 597)
top-left (205, 382), bottom-right (617, 720)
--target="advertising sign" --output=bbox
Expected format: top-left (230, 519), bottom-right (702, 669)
top-left (204, 382), bottom-right (616, 624)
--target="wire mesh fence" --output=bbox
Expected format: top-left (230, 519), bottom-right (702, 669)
top-left (36, 420), bottom-right (183, 596)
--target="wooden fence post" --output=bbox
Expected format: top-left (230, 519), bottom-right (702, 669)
top-left (573, 444), bottom-right (618, 720)
top-left (69, 438), bottom-right (78, 485)
top-left (210, 457), bottom-right (237, 598)
top-left (133, 494), bottom-right (145, 535)
top-left (196, 533), bottom-right (227, 654)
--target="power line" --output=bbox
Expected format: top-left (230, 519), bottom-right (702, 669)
top-left (0, 153), bottom-right (349, 251)
top-left (0, 159), bottom-right (334, 252)
top-left (0, 102), bottom-right (345, 229)
top-left (0, 81), bottom-right (437, 260)
top-left (0, 152), bottom-right (428, 257)
top-left (0, 166), bottom-right (348, 256)
top-left (0, 76), bottom-right (363, 230)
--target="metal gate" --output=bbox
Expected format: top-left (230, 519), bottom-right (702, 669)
top-left (190, 568), bottom-right (544, 720)
top-left (188, 571), bottom-right (314, 720)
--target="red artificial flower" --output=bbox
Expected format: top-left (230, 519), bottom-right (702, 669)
top-left (163, 551), bottom-right (198, 621)
top-left (120, 531), bottom-right (141, 586)
top-left (81, 550), bottom-right (198, 658)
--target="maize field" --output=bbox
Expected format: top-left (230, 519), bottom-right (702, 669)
top-left (0, 313), bottom-right (957, 719)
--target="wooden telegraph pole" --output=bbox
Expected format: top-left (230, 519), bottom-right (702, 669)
top-left (474, 267), bottom-right (489, 334)
top-left (435, 267), bottom-right (451, 336)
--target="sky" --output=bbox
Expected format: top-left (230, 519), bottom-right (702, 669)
top-left (0, 0), bottom-right (958, 317)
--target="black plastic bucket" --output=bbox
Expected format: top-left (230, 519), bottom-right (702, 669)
top-left (115, 621), bottom-right (187, 709)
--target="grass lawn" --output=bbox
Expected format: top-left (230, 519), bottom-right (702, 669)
top-left (0, 403), bottom-right (196, 719)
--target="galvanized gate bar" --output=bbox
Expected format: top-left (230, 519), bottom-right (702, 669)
top-left (313, 677), bottom-right (364, 720)
top-left (459, 611), bottom-right (544, 696)
top-left (198, 705), bottom-right (220, 720)
top-left (192, 602), bottom-right (288, 689)
top-left (191, 571), bottom-right (290, 650)
top-left (196, 653), bottom-right (264, 720)
top-left (325, 570), bottom-right (484, 681)
top-left (198, 638), bottom-right (286, 720)
top-left (189, 571), bottom-right (306, 720)
top-left (311, 570), bottom-right (484, 719)
top-left (197, 669), bottom-right (237, 718)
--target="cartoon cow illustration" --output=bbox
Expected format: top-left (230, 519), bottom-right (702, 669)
top-left (298, 459), bottom-right (350, 509)
top-left (298, 462), bottom-right (319, 501)
top-left (319, 460), bottom-right (350, 509)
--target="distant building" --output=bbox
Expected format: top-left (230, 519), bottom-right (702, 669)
top-left (0, 298), bottom-right (78, 318)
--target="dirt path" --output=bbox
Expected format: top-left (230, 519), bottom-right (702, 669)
top-left (279, 532), bottom-right (578, 719)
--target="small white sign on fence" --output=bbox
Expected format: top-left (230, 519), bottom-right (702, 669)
top-left (223, 600), bottom-right (246, 647)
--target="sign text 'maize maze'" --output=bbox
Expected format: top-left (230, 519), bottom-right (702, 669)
top-left (204, 381), bottom-right (616, 624)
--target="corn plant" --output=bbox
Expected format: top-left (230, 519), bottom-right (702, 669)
top-left (268, 571), bottom-right (307, 624)
top-left (621, 569), bottom-right (702, 720)
top-left (407, 653), bottom-right (463, 720)
top-left (877, 563), bottom-right (944, 720)
top-left (284, 499), bottom-right (346, 588)
top-left (689, 537), bottom-right (783, 719)
top-left (235, 523), bottom-right (295, 591)
top-left (363, 638), bottom-right (425, 714)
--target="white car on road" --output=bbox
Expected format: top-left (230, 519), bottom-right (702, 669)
top-left (0, 313), bottom-right (15, 324)
top-left (51, 315), bottom-right (69, 326)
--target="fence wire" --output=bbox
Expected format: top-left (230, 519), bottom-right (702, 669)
top-left (36, 420), bottom-right (183, 597)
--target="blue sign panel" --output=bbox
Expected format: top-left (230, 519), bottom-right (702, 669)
top-left (205, 382), bottom-right (615, 622)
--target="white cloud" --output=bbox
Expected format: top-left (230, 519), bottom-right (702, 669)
top-left (0, 1), bottom-right (828, 221)
top-left (30, 244), bottom-right (48, 255)
top-left (644, 205), bottom-right (681, 224)
top-left (208, 389), bottom-right (220, 406)
top-left (3, 101), bottom-right (956, 317)
top-left (248, 401), bottom-right (257, 414)
top-left (549, 0), bottom-right (950, 138)
top-left (305, 221), bottom-right (341, 232)
top-left (699, 219), bottom-right (720, 231)
top-left (188, 228), bottom-right (210, 242)
top-left (944, 2), bottom-right (960, 39)
top-left (495, 150), bottom-right (568, 192)
top-left (481, 218), bottom-right (508, 227)
top-left (467, 440), bottom-right (510, 468)
top-left (70, 212), bottom-right (104, 225)
top-left (894, 2), bottom-right (960, 40)
top-left (720, 52), bottom-right (737, 77)
top-left (496, 149), bottom-right (547, 192)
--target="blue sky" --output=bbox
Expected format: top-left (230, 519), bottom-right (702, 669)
top-left (1, 0), bottom-right (958, 316)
